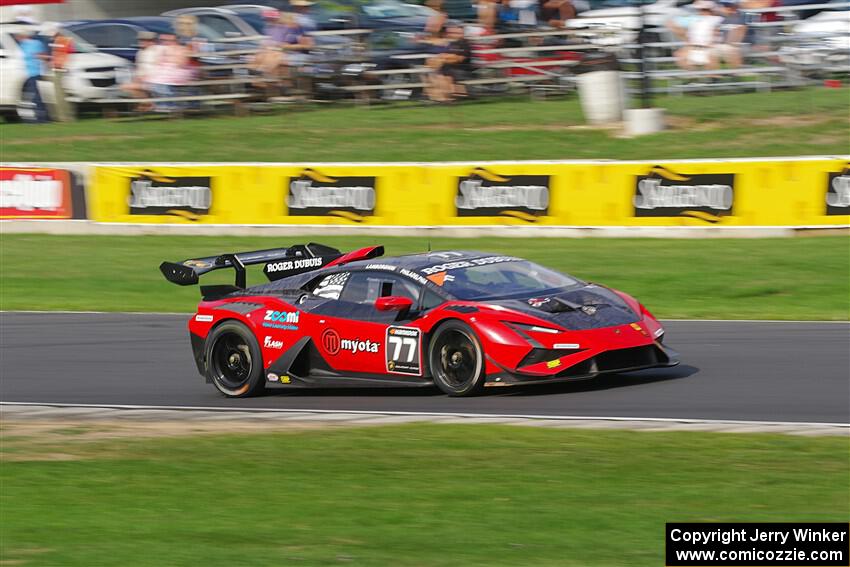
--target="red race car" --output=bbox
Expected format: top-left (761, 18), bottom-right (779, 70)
top-left (161, 243), bottom-right (678, 397)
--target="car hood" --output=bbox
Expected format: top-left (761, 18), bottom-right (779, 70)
top-left (486, 284), bottom-right (641, 330)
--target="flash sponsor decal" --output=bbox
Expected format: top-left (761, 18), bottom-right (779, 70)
top-left (455, 167), bottom-right (550, 221)
top-left (262, 310), bottom-right (300, 330)
top-left (286, 168), bottom-right (376, 221)
top-left (826, 163), bottom-right (850, 216)
top-left (386, 326), bottom-right (422, 375)
top-left (128, 171), bottom-right (212, 221)
top-left (263, 336), bottom-right (284, 349)
top-left (633, 166), bottom-right (734, 222)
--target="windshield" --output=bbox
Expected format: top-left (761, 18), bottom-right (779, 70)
top-left (433, 259), bottom-right (583, 301)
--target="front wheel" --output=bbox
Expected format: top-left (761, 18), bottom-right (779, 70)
top-left (428, 321), bottom-right (485, 396)
top-left (205, 321), bottom-right (265, 398)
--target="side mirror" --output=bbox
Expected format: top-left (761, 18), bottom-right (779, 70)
top-left (375, 296), bottom-right (414, 313)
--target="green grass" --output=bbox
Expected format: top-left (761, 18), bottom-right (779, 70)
top-left (1, 425), bottom-right (847, 567)
top-left (1, 234), bottom-right (847, 319)
top-left (1, 88), bottom-right (848, 162)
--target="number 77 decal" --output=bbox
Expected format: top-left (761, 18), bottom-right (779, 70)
top-left (385, 326), bottom-right (423, 376)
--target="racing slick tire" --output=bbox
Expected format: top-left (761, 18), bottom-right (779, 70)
top-left (428, 320), bottom-right (486, 397)
top-left (205, 321), bottom-right (265, 398)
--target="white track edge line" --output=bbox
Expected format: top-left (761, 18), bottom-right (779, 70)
top-left (1, 401), bottom-right (847, 428)
top-left (1, 311), bottom-right (848, 323)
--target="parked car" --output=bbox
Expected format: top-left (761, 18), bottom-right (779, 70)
top-left (160, 7), bottom-right (266, 41)
top-left (64, 17), bottom-right (258, 62)
top-left (567, 0), bottom-right (690, 46)
top-left (0, 23), bottom-right (132, 120)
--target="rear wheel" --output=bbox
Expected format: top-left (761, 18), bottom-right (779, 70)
top-left (206, 321), bottom-right (265, 398)
top-left (428, 321), bottom-right (485, 396)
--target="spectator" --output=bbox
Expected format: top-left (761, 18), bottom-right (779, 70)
top-left (538, 0), bottom-right (576, 28)
top-left (424, 0), bottom-right (450, 42)
top-left (147, 33), bottom-right (192, 111)
top-left (426, 25), bottom-right (473, 103)
top-left (44, 24), bottom-right (75, 122)
top-left (290, 0), bottom-right (318, 32)
top-left (17, 29), bottom-right (48, 123)
top-left (718, 0), bottom-right (746, 67)
top-left (497, 0), bottom-right (521, 29)
top-left (478, 0), bottom-right (500, 32)
top-left (674, 0), bottom-right (724, 71)
top-left (121, 31), bottom-right (163, 109)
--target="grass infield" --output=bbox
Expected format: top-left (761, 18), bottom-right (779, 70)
top-left (0, 234), bottom-right (847, 319)
top-left (1, 88), bottom-right (848, 162)
top-left (1, 425), bottom-right (847, 566)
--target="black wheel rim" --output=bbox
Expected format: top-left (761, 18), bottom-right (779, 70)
top-left (433, 330), bottom-right (478, 388)
top-left (211, 332), bottom-right (253, 391)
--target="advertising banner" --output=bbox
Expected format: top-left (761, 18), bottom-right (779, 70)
top-left (86, 157), bottom-right (850, 227)
top-left (0, 166), bottom-right (79, 219)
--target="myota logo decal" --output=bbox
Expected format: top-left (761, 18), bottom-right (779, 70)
top-left (322, 329), bottom-right (341, 355)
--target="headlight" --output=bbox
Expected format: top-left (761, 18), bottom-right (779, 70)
top-left (506, 322), bottom-right (563, 335)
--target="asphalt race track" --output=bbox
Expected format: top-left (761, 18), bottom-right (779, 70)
top-left (1, 312), bottom-right (848, 424)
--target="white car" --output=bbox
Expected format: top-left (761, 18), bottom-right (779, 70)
top-left (0, 23), bottom-right (132, 120)
top-left (567, 0), bottom-right (690, 46)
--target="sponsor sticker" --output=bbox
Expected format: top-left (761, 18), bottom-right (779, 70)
top-left (420, 256), bottom-right (519, 276)
top-left (265, 257), bottom-right (324, 274)
top-left (262, 310), bottom-right (300, 330)
top-left (286, 168), bottom-right (376, 221)
top-left (633, 166), bottom-right (734, 222)
top-left (267, 373), bottom-right (279, 382)
top-left (826, 164), bottom-right (850, 216)
top-left (128, 172), bottom-right (212, 220)
top-left (313, 272), bottom-right (350, 300)
top-left (546, 359), bottom-right (562, 369)
top-left (386, 326), bottom-right (422, 375)
top-left (263, 336), bottom-right (284, 349)
top-left (321, 329), bottom-right (341, 355)
top-left (321, 329), bottom-right (381, 356)
top-left (194, 314), bottom-right (214, 323)
top-left (455, 168), bottom-right (550, 221)
top-left (0, 168), bottom-right (73, 219)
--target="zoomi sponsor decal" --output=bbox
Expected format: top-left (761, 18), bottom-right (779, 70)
top-left (286, 168), bottom-right (376, 221)
top-left (0, 167), bottom-right (74, 219)
top-left (633, 165), bottom-right (734, 222)
top-left (455, 167), bottom-right (549, 221)
top-left (128, 170), bottom-right (212, 220)
top-left (262, 310), bottom-right (300, 330)
top-left (825, 163), bottom-right (850, 216)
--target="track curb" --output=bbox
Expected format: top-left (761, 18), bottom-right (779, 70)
top-left (2, 402), bottom-right (847, 436)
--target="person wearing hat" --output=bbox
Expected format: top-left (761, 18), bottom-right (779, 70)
top-left (290, 0), bottom-right (318, 32)
top-left (674, 0), bottom-right (724, 70)
top-left (16, 28), bottom-right (49, 122)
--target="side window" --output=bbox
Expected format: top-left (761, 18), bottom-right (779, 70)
top-left (422, 289), bottom-right (445, 311)
top-left (199, 15), bottom-right (243, 36)
top-left (339, 272), bottom-right (420, 305)
top-left (74, 26), bottom-right (112, 48)
top-left (111, 25), bottom-right (139, 48)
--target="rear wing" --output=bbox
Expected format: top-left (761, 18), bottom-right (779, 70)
top-left (159, 243), bottom-right (384, 290)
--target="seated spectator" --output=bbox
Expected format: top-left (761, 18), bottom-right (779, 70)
top-left (121, 32), bottom-right (163, 107)
top-left (147, 33), bottom-right (193, 110)
top-left (718, 0), bottom-right (746, 67)
top-left (497, 0), bottom-right (521, 29)
top-left (478, 0), bottom-right (500, 32)
top-left (261, 12), bottom-right (314, 93)
top-left (674, 0), bottom-right (724, 71)
top-left (423, 0), bottom-right (450, 44)
top-left (538, 0), bottom-right (576, 28)
top-left (426, 25), bottom-right (474, 103)
top-left (290, 0), bottom-right (318, 32)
